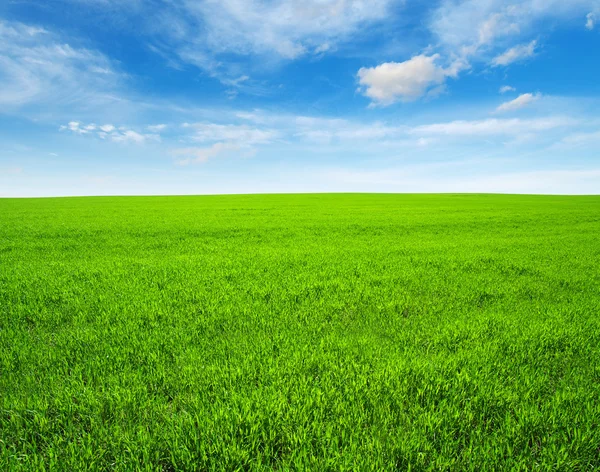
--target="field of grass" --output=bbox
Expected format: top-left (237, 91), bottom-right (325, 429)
top-left (1, 194), bottom-right (600, 470)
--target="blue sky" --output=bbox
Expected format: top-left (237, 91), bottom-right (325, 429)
top-left (1, 0), bottom-right (599, 196)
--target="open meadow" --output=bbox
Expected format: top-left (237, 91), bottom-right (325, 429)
top-left (1, 194), bottom-right (600, 470)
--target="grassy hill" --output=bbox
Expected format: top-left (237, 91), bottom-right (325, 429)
top-left (1, 194), bottom-right (600, 470)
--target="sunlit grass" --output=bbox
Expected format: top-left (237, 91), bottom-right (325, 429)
top-left (1, 194), bottom-right (600, 470)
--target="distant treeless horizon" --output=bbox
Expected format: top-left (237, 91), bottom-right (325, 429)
top-left (2, 194), bottom-right (600, 468)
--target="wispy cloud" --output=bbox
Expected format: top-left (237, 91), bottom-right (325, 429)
top-left (171, 143), bottom-right (255, 165)
top-left (496, 93), bottom-right (540, 112)
top-left (408, 116), bottom-right (575, 137)
top-left (147, 124), bottom-right (168, 132)
top-left (111, 130), bottom-right (159, 144)
top-left (166, 120), bottom-right (279, 164)
top-left (176, 0), bottom-right (392, 60)
top-left (499, 85), bottom-right (516, 93)
top-left (492, 40), bottom-right (537, 67)
top-left (130, 0), bottom-right (395, 87)
top-left (181, 122), bottom-right (279, 145)
top-left (560, 129), bottom-right (600, 145)
top-left (179, 109), bottom-right (582, 150)
top-left (60, 121), bottom-right (160, 144)
top-left (430, 0), bottom-right (596, 58)
top-left (0, 19), bottom-right (124, 111)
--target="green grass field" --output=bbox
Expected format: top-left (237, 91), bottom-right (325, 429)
top-left (1, 194), bottom-right (600, 471)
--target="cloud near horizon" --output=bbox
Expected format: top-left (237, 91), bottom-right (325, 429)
top-left (171, 143), bottom-right (248, 165)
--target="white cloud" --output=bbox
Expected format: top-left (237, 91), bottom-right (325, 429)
top-left (499, 85), bottom-right (516, 93)
top-left (315, 43), bottom-right (332, 54)
top-left (137, 0), bottom-right (395, 87)
top-left (183, 123), bottom-right (278, 145)
top-left (587, 12), bottom-right (597, 29)
top-left (170, 121), bottom-right (278, 162)
top-left (222, 76), bottom-right (250, 87)
top-left (147, 124), bottom-right (167, 132)
top-left (183, 109), bottom-right (585, 150)
top-left (58, 107), bottom-right (586, 165)
top-left (429, 1), bottom-right (597, 63)
top-left (496, 93), bottom-right (540, 112)
top-left (431, 2), bottom-right (520, 54)
top-left (233, 111), bottom-right (406, 143)
top-left (409, 117), bottom-right (575, 137)
top-left (60, 121), bottom-right (160, 144)
top-left (294, 118), bottom-right (403, 143)
top-left (111, 130), bottom-right (159, 144)
top-left (492, 40), bottom-right (537, 66)
top-left (561, 129), bottom-right (600, 145)
top-left (211, 109), bottom-right (584, 149)
top-left (178, 0), bottom-right (392, 60)
top-left (357, 54), bottom-right (466, 105)
top-left (235, 111), bottom-right (268, 123)
top-left (171, 143), bottom-right (245, 165)
top-left (60, 121), bottom-right (89, 134)
top-left (0, 19), bottom-right (123, 110)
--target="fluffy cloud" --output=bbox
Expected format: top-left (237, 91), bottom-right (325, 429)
top-left (60, 121), bottom-right (160, 144)
top-left (357, 54), bottom-right (466, 105)
top-left (496, 93), bottom-right (540, 112)
top-left (99, 124), bottom-right (116, 133)
top-left (587, 12), bottom-right (597, 29)
top-left (62, 121), bottom-right (87, 134)
top-left (492, 40), bottom-right (537, 66)
top-left (499, 85), bottom-right (516, 93)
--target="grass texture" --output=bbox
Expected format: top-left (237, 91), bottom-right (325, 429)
top-left (1, 194), bottom-right (600, 471)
